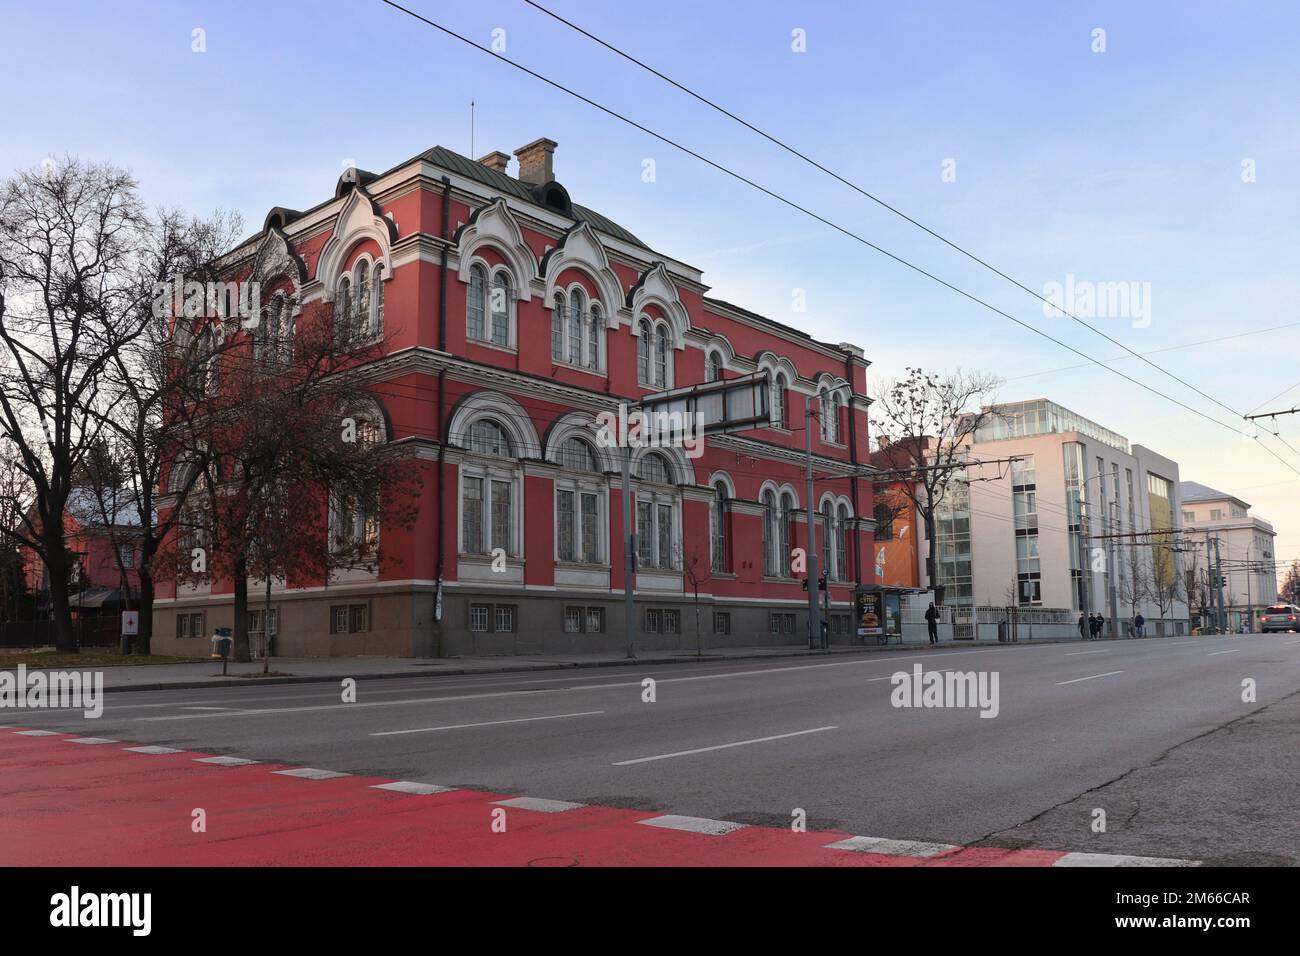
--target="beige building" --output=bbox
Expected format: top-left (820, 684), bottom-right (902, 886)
top-left (921, 399), bottom-right (1189, 636)
top-left (1179, 481), bottom-right (1277, 632)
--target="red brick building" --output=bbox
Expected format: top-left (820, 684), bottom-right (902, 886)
top-left (152, 138), bottom-right (876, 657)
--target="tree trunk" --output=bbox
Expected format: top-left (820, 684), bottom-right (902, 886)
top-left (263, 576), bottom-right (272, 674)
top-left (924, 511), bottom-right (938, 597)
top-left (232, 557), bottom-right (250, 662)
top-left (48, 580), bottom-right (77, 653)
top-left (136, 570), bottom-right (155, 655)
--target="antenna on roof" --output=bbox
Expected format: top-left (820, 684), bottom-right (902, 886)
top-left (470, 100), bottom-right (475, 158)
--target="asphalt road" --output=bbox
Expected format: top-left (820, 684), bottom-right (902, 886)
top-left (12, 632), bottom-right (1300, 864)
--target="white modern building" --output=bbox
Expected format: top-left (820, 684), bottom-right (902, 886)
top-left (1178, 481), bottom-right (1277, 632)
top-left (921, 399), bottom-right (1189, 636)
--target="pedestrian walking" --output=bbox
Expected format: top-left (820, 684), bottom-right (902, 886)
top-left (1078, 612), bottom-right (1087, 640)
top-left (1089, 614), bottom-right (1102, 639)
top-left (1133, 612), bottom-right (1145, 639)
top-left (925, 602), bottom-right (939, 645)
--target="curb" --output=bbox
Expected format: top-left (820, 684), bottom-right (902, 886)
top-left (38, 631), bottom-right (1221, 694)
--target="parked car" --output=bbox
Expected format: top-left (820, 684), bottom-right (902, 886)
top-left (1258, 604), bottom-right (1300, 633)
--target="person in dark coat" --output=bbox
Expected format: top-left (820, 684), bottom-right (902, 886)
top-left (1090, 614), bottom-right (1103, 639)
top-left (925, 602), bottom-right (939, 644)
top-left (1078, 613), bottom-right (1087, 640)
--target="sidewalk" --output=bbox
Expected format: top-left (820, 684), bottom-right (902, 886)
top-left (0, 630), bottom-right (1219, 692)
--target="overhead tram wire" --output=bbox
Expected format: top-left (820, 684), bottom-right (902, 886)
top-left (376, 0), bottom-right (1256, 445)
top-left (518, 0), bottom-right (1268, 432)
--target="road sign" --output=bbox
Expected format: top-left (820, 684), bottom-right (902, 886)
top-left (121, 611), bottom-right (139, 636)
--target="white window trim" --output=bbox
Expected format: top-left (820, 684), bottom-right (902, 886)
top-left (634, 482), bottom-right (681, 571)
top-left (549, 283), bottom-right (606, 373)
top-left (458, 459), bottom-right (523, 559)
top-left (554, 476), bottom-right (608, 566)
top-left (467, 257), bottom-right (519, 350)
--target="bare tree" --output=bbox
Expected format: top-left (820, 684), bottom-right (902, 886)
top-left (680, 541), bottom-right (713, 657)
top-left (1118, 544), bottom-right (1151, 628)
top-left (0, 158), bottom-right (156, 651)
top-left (163, 299), bottom-right (420, 663)
top-left (870, 367), bottom-right (1002, 601)
top-left (1279, 559), bottom-right (1300, 605)
top-left (78, 207), bottom-right (244, 653)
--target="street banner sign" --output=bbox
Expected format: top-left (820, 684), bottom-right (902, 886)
top-left (121, 611), bottom-right (139, 636)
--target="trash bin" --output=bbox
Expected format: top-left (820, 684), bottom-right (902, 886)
top-left (218, 636), bottom-right (232, 658)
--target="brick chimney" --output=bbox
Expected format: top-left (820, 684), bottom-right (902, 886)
top-left (477, 151), bottom-right (511, 174)
top-left (514, 137), bottom-right (557, 185)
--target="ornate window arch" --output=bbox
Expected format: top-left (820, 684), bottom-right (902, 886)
top-left (549, 281), bottom-right (605, 371)
top-left (449, 393), bottom-right (538, 562)
top-left (466, 259), bottom-right (516, 348)
top-left (634, 316), bottom-right (676, 388)
top-left (553, 433), bottom-right (606, 565)
top-left (710, 473), bottom-right (735, 574)
top-left (705, 349), bottom-right (724, 383)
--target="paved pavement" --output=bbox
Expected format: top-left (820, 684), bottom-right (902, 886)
top-left (2, 631), bottom-right (1296, 865)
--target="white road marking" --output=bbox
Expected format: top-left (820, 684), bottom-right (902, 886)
top-left (824, 835), bottom-right (959, 858)
top-left (1207, 649), bottom-right (1241, 657)
top-left (1055, 670), bottom-right (1125, 686)
top-left (131, 650), bottom-right (1013, 722)
top-left (13, 729), bottom-right (62, 736)
top-left (370, 710), bottom-right (604, 737)
top-left (370, 781), bottom-right (457, 795)
top-left (1065, 650), bottom-right (1109, 657)
top-left (637, 815), bottom-right (747, 836)
top-left (273, 767), bottom-right (350, 780)
top-left (66, 737), bottom-right (116, 745)
top-left (1053, 851), bottom-right (1200, 867)
top-left (123, 745), bottom-right (182, 755)
top-left (613, 726), bottom-right (837, 766)
top-left (193, 755), bottom-right (258, 766)
top-left (180, 706), bottom-right (232, 711)
top-left (492, 796), bottom-right (585, 813)
top-left (1285, 640), bottom-right (1300, 646)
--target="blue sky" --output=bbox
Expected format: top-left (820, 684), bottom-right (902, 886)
top-left (5, 0), bottom-right (1300, 571)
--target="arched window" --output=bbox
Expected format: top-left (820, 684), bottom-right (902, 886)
top-left (705, 351), bottom-right (723, 383)
top-left (654, 325), bottom-right (669, 387)
top-left (567, 288), bottom-right (584, 366)
top-left (779, 490), bottom-right (796, 577)
top-left (557, 436), bottom-right (597, 472)
top-left (372, 263), bottom-right (385, 337)
top-left (819, 388), bottom-right (832, 441)
top-left (836, 503), bottom-right (851, 581)
top-left (635, 452), bottom-right (677, 570)
top-left (762, 489), bottom-right (778, 575)
top-left (336, 275), bottom-right (352, 340)
top-left (821, 500), bottom-right (834, 579)
top-left (771, 372), bottom-right (787, 428)
top-left (555, 436), bottom-right (603, 565)
top-left (467, 263), bottom-right (487, 342)
top-left (354, 263), bottom-right (369, 338)
top-left (587, 304), bottom-right (601, 370)
top-left (551, 292), bottom-right (565, 360)
top-left (461, 417), bottom-right (516, 557)
top-left (489, 271), bottom-right (510, 346)
top-left (466, 418), bottom-right (511, 457)
top-left (637, 319), bottom-right (652, 383)
top-left (637, 452), bottom-right (671, 484)
top-left (711, 480), bottom-right (730, 573)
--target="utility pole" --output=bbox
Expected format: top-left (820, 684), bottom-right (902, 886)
top-left (1213, 534), bottom-right (1227, 633)
top-left (621, 447), bottom-right (637, 659)
top-left (1107, 500), bottom-right (1120, 637)
top-left (805, 395), bottom-right (820, 651)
